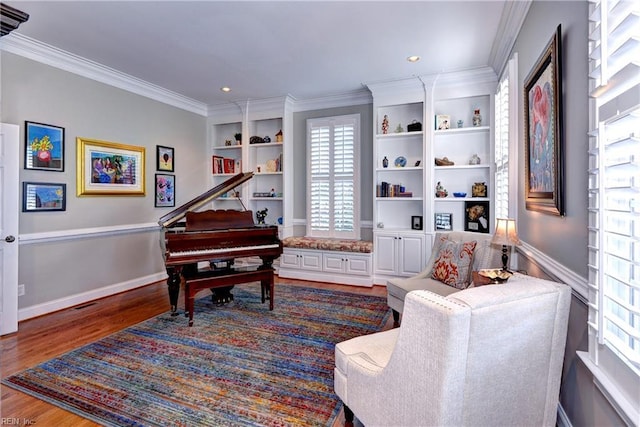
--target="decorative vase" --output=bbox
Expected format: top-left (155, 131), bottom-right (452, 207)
top-left (37, 150), bottom-right (51, 162)
top-left (382, 156), bottom-right (389, 168)
top-left (473, 109), bottom-right (482, 127)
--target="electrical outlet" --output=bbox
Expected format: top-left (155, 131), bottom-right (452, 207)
top-left (18, 284), bottom-right (25, 296)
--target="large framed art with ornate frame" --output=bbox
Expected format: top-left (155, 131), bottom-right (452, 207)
top-left (524, 24), bottom-right (564, 216)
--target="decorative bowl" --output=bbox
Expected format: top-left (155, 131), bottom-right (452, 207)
top-left (394, 156), bottom-right (407, 167)
top-left (453, 192), bottom-right (467, 198)
top-left (478, 269), bottom-right (512, 284)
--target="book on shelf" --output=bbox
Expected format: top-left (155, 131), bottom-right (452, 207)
top-left (376, 182), bottom-right (412, 198)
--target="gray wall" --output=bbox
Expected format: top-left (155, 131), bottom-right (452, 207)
top-left (292, 104), bottom-right (373, 240)
top-left (515, 1), bottom-right (589, 278)
top-left (2, 52), bottom-right (207, 308)
top-left (513, 2), bottom-right (624, 426)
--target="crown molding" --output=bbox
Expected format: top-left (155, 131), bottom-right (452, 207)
top-left (489, 0), bottom-right (532, 76)
top-left (292, 89), bottom-right (372, 112)
top-left (1, 33), bottom-right (209, 116)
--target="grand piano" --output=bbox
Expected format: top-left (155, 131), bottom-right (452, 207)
top-left (159, 172), bottom-right (283, 318)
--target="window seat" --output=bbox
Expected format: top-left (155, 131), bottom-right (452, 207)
top-left (282, 237), bottom-right (373, 253)
top-left (279, 237), bottom-right (373, 287)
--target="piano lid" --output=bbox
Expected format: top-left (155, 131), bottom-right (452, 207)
top-left (158, 172), bottom-right (254, 228)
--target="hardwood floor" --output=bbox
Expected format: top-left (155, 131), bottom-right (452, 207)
top-left (0, 276), bottom-right (390, 426)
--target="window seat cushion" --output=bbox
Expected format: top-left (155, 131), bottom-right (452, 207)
top-left (282, 237), bottom-right (373, 253)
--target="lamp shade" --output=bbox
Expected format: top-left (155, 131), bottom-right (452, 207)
top-left (492, 218), bottom-right (521, 246)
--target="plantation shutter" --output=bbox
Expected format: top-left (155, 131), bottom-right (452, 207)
top-left (582, 0), bottom-right (640, 423)
top-left (494, 72), bottom-right (510, 220)
top-left (307, 115), bottom-right (360, 239)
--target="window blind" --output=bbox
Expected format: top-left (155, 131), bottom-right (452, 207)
top-left (585, 0), bottom-right (639, 422)
top-left (307, 115), bottom-right (360, 239)
top-left (495, 72), bottom-right (510, 220)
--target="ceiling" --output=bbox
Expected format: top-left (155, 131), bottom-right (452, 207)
top-left (6, 1), bottom-right (520, 109)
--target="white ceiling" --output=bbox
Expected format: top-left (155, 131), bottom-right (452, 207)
top-left (6, 1), bottom-right (521, 108)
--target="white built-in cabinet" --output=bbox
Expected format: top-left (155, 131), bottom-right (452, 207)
top-left (374, 232), bottom-right (425, 276)
top-left (207, 96), bottom-right (293, 239)
top-left (368, 68), bottom-right (497, 284)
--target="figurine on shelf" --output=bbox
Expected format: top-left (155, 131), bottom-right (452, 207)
top-left (473, 109), bottom-right (482, 127)
top-left (395, 123), bottom-right (403, 133)
top-left (382, 115), bottom-right (389, 134)
top-left (435, 181), bottom-right (448, 198)
top-left (382, 156), bottom-right (389, 168)
top-left (256, 208), bottom-right (268, 224)
top-left (275, 129), bottom-right (283, 143)
top-left (469, 154), bottom-right (481, 165)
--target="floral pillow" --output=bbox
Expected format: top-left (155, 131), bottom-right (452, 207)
top-left (431, 240), bottom-right (477, 289)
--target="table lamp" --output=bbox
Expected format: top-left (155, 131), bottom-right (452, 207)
top-left (491, 218), bottom-right (521, 272)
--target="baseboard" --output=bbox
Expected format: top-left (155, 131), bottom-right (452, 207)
top-left (278, 268), bottom-right (373, 287)
top-left (18, 272), bottom-right (167, 321)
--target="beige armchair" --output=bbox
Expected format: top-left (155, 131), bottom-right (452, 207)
top-left (387, 231), bottom-right (503, 327)
top-left (334, 275), bottom-right (571, 427)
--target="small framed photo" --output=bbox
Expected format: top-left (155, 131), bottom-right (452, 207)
top-left (464, 201), bottom-right (490, 233)
top-left (223, 158), bottom-right (235, 174)
top-left (156, 145), bottom-right (174, 172)
top-left (411, 215), bottom-right (423, 230)
top-left (212, 155), bottom-right (224, 174)
top-left (155, 174), bottom-right (175, 207)
top-left (435, 213), bottom-right (452, 231)
top-left (25, 121), bottom-right (65, 172)
top-left (22, 182), bottom-right (66, 212)
top-left (435, 114), bottom-right (450, 130)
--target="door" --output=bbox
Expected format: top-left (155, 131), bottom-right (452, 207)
top-left (1, 123), bottom-right (20, 335)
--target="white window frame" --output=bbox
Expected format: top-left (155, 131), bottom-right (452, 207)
top-left (306, 114), bottom-right (361, 240)
top-left (494, 54), bottom-right (519, 221)
top-left (579, 1), bottom-right (640, 425)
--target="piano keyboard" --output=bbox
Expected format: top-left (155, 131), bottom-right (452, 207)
top-left (169, 243), bottom-right (280, 258)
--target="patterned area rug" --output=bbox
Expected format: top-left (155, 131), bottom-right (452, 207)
top-left (3, 285), bottom-right (389, 426)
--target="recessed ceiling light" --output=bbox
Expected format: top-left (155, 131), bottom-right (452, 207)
top-left (220, 86), bottom-right (231, 92)
top-left (407, 55), bottom-right (421, 63)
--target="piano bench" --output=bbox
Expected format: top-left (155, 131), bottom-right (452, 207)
top-left (184, 266), bottom-right (274, 326)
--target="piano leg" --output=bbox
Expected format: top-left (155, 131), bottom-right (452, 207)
top-left (166, 267), bottom-right (182, 316)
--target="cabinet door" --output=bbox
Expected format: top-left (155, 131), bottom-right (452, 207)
top-left (398, 234), bottom-right (425, 276)
top-left (280, 250), bottom-right (301, 268)
top-left (374, 233), bottom-right (397, 275)
top-left (323, 253), bottom-right (345, 274)
top-left (344, 254), bottom-right (371, 276)
top-left (300, 251), bottom-right (322, 271)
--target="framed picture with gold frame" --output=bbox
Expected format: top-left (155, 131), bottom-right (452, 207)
top-left (76, 137), bottom-right (145, 196)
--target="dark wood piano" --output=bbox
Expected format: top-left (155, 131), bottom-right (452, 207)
top-left (159, 172), bottom-right (283, 323)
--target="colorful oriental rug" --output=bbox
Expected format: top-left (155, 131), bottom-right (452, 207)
top-left (3, 285), bottom-right (389, 426)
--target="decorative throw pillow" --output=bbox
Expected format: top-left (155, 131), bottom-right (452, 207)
top-left (431, 240), bottom-right (477, 289)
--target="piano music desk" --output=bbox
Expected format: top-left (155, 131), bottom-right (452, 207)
top-left (184, 266), bottom-right (274, 326)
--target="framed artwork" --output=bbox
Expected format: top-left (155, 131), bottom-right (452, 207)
top-left (156, 145), bottom-right (174, 172)
top-left (76, 137), bottom-right (145, 196)
top-left (155, 174), bottom-right (175, 207)
top-left (524, 24), bottom-right (564, 216)
top-left (411, 215), bottom-right (423, 230)
top-left (24, 121), bottom-right (65, 172)
top-left (435, 213), bottom-right (452, 231)
top-left (464, 201), bottom-right (490, 234)
top-left (212, 155), bottom-right (223, 174)
top-left (435, 114), bottom-right (450, 130)
top-left (22, 182), bottom-right (66, 212)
